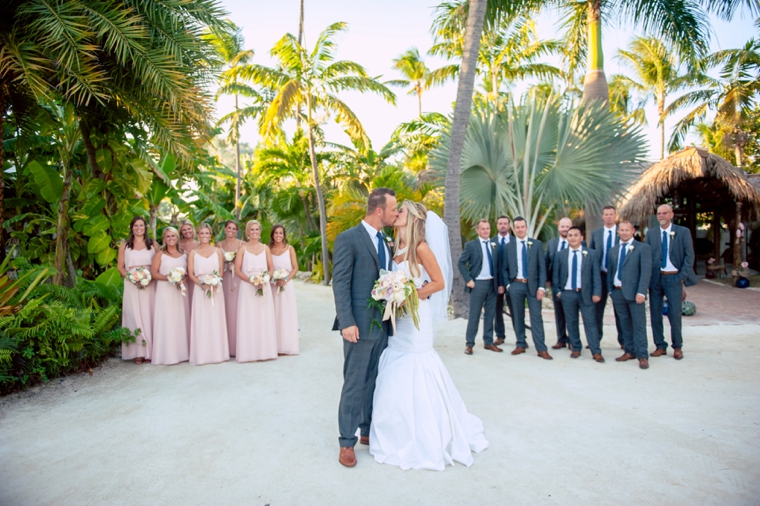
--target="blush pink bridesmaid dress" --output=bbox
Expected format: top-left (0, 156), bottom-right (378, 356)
top-left (152, 253), bottom-right (190, 365)
top-left (221, 245), bottom-right (240, 356)
top-left (235, 249), bottom-right (278, 362)
top-left (189, 250), bottom-right (230, 365)
top-left (121, 246), bottom-right (156, 360)
top-left (272, 247), bottom-right (299, 355)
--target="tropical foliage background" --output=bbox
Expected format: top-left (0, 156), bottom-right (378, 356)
top-left (1, 0), bottom-right (758, 390)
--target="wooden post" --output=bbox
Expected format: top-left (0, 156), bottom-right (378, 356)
top-left (733, 202), bottom-right (743, 286)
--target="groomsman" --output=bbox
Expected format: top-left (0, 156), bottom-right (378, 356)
top-left (458, 219), bottom-right (503, 355)
top-left (608, 221), bottom-right (652, 370)
top-left (588, 205), bottom-right (624, 348)
top-left (502, 217), bottom-right (552, 360)
top-left (645, 204), bottom-right (697, 360)
top-left (553, 226), bottom-right (604, 362)
top-left (493, 216), bottom-right (515, 346)
top-left (545, 217), bottom-right (572, 349)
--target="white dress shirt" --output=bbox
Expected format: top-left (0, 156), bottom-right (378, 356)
top-left (557, 237), bottom-right (568, 252)
top-left (601, 225), bottom-right (616, 273)
top-left (497, 233), bottom-right (511, 246)
top-left (476, 239), bottom-right (494, 280)
top-left (515, 238), bottom-right (527, 278)
top-left (613, 241), bottom-right (629, 287)
top-left (564, 247), bottom-right (583, 290)
top-left (361, 220), bottom-right (389, 260)
top-left (660, 224), bottom-right (678, 272)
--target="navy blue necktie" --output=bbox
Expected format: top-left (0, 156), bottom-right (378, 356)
top-left (605, 230), bottom-right (612, 270)
top-left (521, 241), bottom-right (528, 278)
top-left (661, 231), bottom-right (668, 269)
top-left (499, 236), bottom-right (506, 257)
top-left (376, 231), bottom-right (386, 269)
top-left (571, 250), bottom-right (578, 290)
top-left (484, 241), bottom-right (493, 276)
top-left (618, 242), bottom-right (627, 281)
top-left (561, 240), bottom-right (567, 251)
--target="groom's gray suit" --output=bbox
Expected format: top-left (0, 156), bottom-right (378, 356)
top-left (332, 223), bottom-right (392, 448)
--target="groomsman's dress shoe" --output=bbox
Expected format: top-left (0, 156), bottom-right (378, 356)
top-left (651, 348), bottom-right (667, 357)
top-left (464, 346), bottom-right (473, 355)
top-left (592, 354), bottom-right (605, 363)
top-left (360, 436), bottom-right (369, 445)
top-left (511, 347), bottom-right (526, 355)
top-left (673, 348), bottom-right (683, 360)
top-left (570, 351), bottom-right (580, 358)
top-left (484, 344), bottom-right (503, 352)
top-left (339, 447), bottom-right (357, 467)
top-left (615, 353), bottom-right (635, 362)
top-left (639, 358), bottom-right (649, 370)
top-left (537, 351), bottom-right (553, 360)
top-left (494, 337), bottom-right (505, 345)
top-left (552, 342), bottom-right (569, 349)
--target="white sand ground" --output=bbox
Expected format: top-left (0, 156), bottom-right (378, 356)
top-left (1, 281), bottom-right (759, 506)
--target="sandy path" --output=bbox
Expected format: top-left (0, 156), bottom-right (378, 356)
top-left (1, 281), bottom-right (759, 505)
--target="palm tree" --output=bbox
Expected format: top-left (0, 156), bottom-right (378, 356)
top-left (386, 48), bottom-right (455, 117)
top-left (607, 75), bottom-right (647, 126)
top-left (616, 36), bottom-right (690, 159)
top-left (228, 22), bottom-right (396, 284)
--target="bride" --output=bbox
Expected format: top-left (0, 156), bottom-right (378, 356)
top-left (369, 200), bottom-right (489, 471)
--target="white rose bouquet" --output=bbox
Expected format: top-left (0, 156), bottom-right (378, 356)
top-left (127, 266), bottom-right (151, 290)
top-left (249, 270), bottom-right (270, 296)
top-left (271, 269), bottom-right (290, 293)
top-left (167, 267), bottom-right (187, 296)
top-left (197, 271), bottom-right (223, 304)
top-left (367, 269), bottom-right (420, 333)
top-left (223, 250), bottom-right (236, 273)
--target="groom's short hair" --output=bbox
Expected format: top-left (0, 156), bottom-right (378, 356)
top-left (367, 188), bottom-right (396, 215)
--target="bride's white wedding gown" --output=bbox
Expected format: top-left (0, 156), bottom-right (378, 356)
top-left (369, 260), bottom-right (489, 471)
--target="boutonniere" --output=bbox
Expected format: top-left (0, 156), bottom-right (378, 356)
top-left (669, 231), bottom-right (675, 239)
top-left (627, 244), bottom-right (635, 252)
top-left (490, 241), bottom-right (497, 248)
top-left (582, 250), bottom-right (588, 257)
top-left (384, 235), bottom-right (394, 250)
top-left (527, 241), bottom-right (533, 248)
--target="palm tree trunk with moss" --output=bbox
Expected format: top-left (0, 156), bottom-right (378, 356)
top-left (306, 102), bottom-right (330, 285)
top-left (444, 0), bottom-right (487, 318)
top-left (54, 159), bottom-right (73, 286)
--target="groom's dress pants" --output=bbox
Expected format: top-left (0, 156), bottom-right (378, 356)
top-left (338, 333), bottom-right (388, 447)
top-left (509, 282), bottom-right (547, 352)
top-left (465, 279), bottom-right (496, 347)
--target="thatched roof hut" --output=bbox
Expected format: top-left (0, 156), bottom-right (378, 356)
top-left (620, 147), bottom-right (760, 224)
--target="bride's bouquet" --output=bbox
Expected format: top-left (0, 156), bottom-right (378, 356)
top-left (249, 270), bottom-right (270, 296)
top-left (368, 269), bottom-right (420, 333)
top-left (197, 271), bottom-right (223, 304)
top-left (127, 266), bottom-right (151, 290)
top-left (271, 269), bottom-right (289, 293)
top-left (223, 250), bottom-right (236, 273)
top-left (167, 267), bottom-right (187, 296)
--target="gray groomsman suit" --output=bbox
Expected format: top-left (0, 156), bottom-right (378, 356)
top-left (545, 237), bottom-right (570, 345)
top-left (553, 246), bottom-right (602, 354)
top-left (589, 225), bottom-right (623, 346)
top-left (332, 223), bottom-right (392, 448)
top-left (645, 223), bottom-right (697, 351)
top-left (502, 237), bottom-right (548, 352)
top-left (494, 233), bottom-right (516, 339)
top-left (458, 238), bottom-right (499, 347)
top-left (607, 240), bottom-right (652, 359)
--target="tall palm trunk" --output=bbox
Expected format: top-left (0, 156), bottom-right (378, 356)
top-left (417, 86), bottom-right (423, 118)
top-left (234, 94), bottom-right (242, 219)
top-left (444, 0), bottom-right (487, 318)
top-left (306, 100), bottom-right (330, 285)
top-left (54, 158), bottom-right (73, 286)
top-left (0, 88), bottom-right (5, 260)
top-left (658, 91), bottom-right (666, 159)
top-left (297, 0), bottom-right (305, 130)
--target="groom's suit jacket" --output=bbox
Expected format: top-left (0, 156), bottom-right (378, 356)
top-left (331, 224), bottom-right (392, 340)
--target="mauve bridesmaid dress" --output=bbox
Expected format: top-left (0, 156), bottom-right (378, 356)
top-left (152, 253), bottom-right (190, 365)
top-left (235, 249), bottom-right (278, 362)
top-left (121, 246), bottom-right (156, 360)
top-left (189, 250), bottom-right (230, 365)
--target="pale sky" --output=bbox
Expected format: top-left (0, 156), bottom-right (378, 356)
top-left (214, 0), bottom-right (756, 161)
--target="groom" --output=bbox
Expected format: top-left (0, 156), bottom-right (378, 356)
top-left (332, 187), bottom-right (398, 467)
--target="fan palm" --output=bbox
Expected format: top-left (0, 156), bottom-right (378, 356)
top-left (227, 22), bottom-right (397, 284)
top-left (386, 47), bottom-right (456, 117)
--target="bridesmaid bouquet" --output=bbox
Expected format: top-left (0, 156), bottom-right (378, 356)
top-left (271, 269), bottom-right (289, 293)
top-left (127, 267), bottom-right (151, 290)
top-left (198, 271), bottom-right (223, 304)
top-left (367, 269), bottom-right (420, 333)
top-left (167, 267), bottom-right (187, 296)
top-left (223, 251), bottom-right (236, 273)
top-left (249, 270), bottom-right (270, 296)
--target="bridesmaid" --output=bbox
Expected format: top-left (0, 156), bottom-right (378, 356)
top-left (187, 223), bottom-right (230, 365)
top-left (117, 216), bottom-right (156, 364)
top-left (179, 219), bottom-right (199, 322)
top-left (150, 227), bottom-right (190, 365)
top-left (234, 220), bottom-right (278, 362)
top-left (219, 220), bottom-right (243, 356)
top-left (270, 225), bottom-right (300, 356)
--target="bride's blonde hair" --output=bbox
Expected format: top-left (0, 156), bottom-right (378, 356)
top-left (396, 200), bottom-right (427, 278)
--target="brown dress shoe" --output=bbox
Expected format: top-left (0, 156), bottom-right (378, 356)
top-left (673, 348), bottom-right (683, 360)
top-left (484, 344), bottom-right (503, 352)
top-left (339, 447), bottom-right (357, 467)
top-left (360, 436), bottom-right (369, 445)
top-left (494, 337), bottom-right (505, 345)
top-left (615, 352), bottom-right (635, 362)
top-left (592, 354), bottom-right (605, 363)
top-left (552, 342), bottom-right (568, 349)
top-left (464, 346), bottom-right (473, 355)
top-left (651, 348), bottom-right (667, 357)
top-left (511, 347), bottom-right (526, 355)
top-left (639, 358), bottom-right (649, 369)
top-left (537, 351), bottom-right (553, 360)
top-left (570, 350), bottom-right (580, 358)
